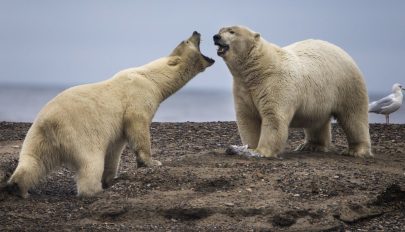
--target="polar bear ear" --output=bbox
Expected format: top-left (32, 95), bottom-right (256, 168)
top-left (168, 56), bottom-right (182, 66)
top-left (254, 33), bottom-right (261, 40)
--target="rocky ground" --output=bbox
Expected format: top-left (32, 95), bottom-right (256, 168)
top-left (0, 121), bottom-right (404, 231)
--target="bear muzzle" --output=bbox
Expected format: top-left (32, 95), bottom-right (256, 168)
top-left (213, 34), bottom-right (229, 56)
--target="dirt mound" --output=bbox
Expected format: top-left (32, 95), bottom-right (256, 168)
top-left (0, 122), bottom-right (404, 231)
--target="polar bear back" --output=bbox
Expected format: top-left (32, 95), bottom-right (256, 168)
top-left (282, 39), bottom-right (368, 127)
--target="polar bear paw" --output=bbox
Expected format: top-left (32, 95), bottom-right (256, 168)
top-left (341, 148), bottom-right (373, 158)
top-left (295, 143), bottom-right (329, 152)
top-left (226, 145), bottom-right (263, 158)
top-left (2, 182), bottom-right (28, 198)
top-left (137, 159), bottom-right (162, 168)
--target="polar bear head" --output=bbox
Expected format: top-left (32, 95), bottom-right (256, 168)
top-left (169, 31), bottom-right (215, 73)
top-left (213, 26), bottom-right (261, 61)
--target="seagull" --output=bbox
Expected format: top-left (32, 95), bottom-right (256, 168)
top-left (369, 83), bottom-right (404, 124)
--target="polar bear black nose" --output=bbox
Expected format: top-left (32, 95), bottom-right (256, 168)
top-left (213, 34), bottom-right (221, 41)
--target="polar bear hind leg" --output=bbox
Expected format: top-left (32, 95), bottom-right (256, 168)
top-left (7, 155), bottom-right (46, 198)
top-left (7, 134), bottom-right (54, 198)
top-left (295, 119), bottom-right (332, 152)
top-left (336, 112), bottom-right (373, 158)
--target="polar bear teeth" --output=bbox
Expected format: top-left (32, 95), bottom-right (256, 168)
top-left (216, 45), bottom-right (229, 55)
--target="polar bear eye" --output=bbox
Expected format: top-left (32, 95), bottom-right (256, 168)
top-left (229, 30), bottom-right (235, 34)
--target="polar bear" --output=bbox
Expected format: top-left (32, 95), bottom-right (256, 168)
top-left (214, 26), bottom-right (372, 158)
top-left (7, 31), bottom-right (214, 198)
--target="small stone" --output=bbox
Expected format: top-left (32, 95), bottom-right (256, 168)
top-left (224, 202), bottom-right (234, 207)
top-left (333, 175), bottom-right (340, 179)
top-left (246, 188), bottom-right (253, 192)
top-left (293, 194), bottom-right (300, 197)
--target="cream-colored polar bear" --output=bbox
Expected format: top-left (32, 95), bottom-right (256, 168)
top-left (214, 26), bottom-right (372, 158)
top-left (8, 31), bottom-right (214, 197)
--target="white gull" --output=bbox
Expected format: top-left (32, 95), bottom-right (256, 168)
top-left (369, 83), bottom-right (404, 124)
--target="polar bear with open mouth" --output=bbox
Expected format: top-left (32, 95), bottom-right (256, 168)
top-left (214, 25), bottom-right (372, 159)
top-left (8, 31), bottom-right (214, 198)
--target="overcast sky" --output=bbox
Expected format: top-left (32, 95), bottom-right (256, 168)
top-left (1, 1), bottom-right (404, 93)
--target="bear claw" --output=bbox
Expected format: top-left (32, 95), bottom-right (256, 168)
top-left (137, 159), bottom-right (162, 168)
top-left (295, 143), bottom-right (329, 152)
top-left (340, 149), bottom-right (373, 158)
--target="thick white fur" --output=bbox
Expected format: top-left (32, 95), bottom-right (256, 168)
top-left (8, 32), bottom-right (214, 197)
top-left (215, 26), bottom-right (372, 158)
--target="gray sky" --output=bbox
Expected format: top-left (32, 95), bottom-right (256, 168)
top-left (1, 0), bottom-right (404, 93)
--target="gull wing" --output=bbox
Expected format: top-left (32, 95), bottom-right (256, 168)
top-left (368, 95), bottom-right (394, 113)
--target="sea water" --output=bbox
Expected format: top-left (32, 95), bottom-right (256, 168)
top-left (0, 85), bottom-right (404, 123)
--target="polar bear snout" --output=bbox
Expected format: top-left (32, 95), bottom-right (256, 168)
top-left (213, 34), bottom-right (221, 41)
top-left (192, 31), bottom-right (200, 37)
top-left (170, 31), bottom-right (215, 68)
top-left (190, 31), bottom-right (215, 67)
top-left (189, 31), bottom-right (201, 47)
top-left (213, 34), bottom-right (229, 56)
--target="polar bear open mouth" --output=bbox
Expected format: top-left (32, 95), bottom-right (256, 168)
top-left (202, 54), bottom-right (215, 64)
top-left (215, 41), bottom-right (229, 56)
top-left (193, 31), bottom-right (215, 64)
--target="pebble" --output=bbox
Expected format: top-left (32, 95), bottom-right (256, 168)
top-left (224, 202), bottom-right (235, 207)
top-left (293, 194), bottom-right (300, 197)
top-left (246, 188), bottom-right (253, 192)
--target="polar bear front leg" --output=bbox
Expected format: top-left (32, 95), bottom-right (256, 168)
top-left (102, 140), bottom-right (126, 188)
top-left (233, 87), bottom-right (261, 149)
top-left (255, 118), bottom-right (289, 158)
top-left (76, 153), bottom-right (105, 197)
top-left (124, 115), bottom-right (162, 168)
top-left (236, 110), bottom-right (261, 149)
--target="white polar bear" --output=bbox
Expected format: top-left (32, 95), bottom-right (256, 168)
top-left (214, 26), bottom-right (372, 158)
top-left (8, 31), bottom-right (214, 197)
